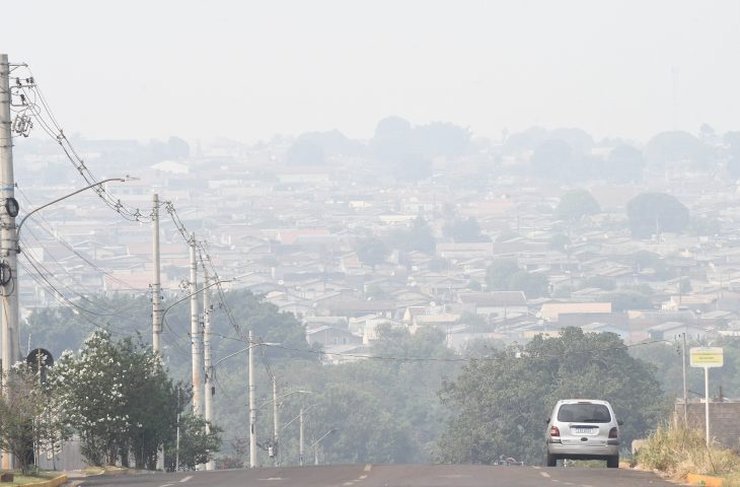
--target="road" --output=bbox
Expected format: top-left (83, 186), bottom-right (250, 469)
top-left (75, 464), bottom-right (681, 487)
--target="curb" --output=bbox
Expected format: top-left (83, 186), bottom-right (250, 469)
top-left (686, 472), bottom-right (724, 487)
top-left (22, 474), bottom-right (68, 487)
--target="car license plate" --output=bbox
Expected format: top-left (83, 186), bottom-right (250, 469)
top-left (573, 427), bottom-right (595, 434)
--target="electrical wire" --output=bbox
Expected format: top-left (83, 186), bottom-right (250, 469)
top-left (9, 65), bottom-right (151, 222)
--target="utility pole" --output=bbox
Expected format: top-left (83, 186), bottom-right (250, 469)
top-left (682, 332), bottom-right (688, 426)
top-left (299, 407), bottom-right (304, 467)
top-left (152, 194), bottom-right (162, 356)
top-left (203, 269), bottom-right (215, 471)
top-left (272, 375), bottom-right (279, 466)
top-left (189, 233), bottom-right (202, 416)
top-left (249, 329), bottom-right (257, 468)
top-left (0, 52), bottom-right (20, 471)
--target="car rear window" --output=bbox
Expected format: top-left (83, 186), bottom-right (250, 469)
top-left (557, 403), bottom-right (611, 423)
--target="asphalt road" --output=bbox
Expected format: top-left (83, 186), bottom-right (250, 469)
top-left (75, 464), bottom-right (682, 487)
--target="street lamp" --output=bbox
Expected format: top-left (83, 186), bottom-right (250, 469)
top-left (15, 177), bottom-right (128, 247)
top-left (209, 332), bottom-right (276, 469)
top-left (310, 428), bottom-right (337, 466)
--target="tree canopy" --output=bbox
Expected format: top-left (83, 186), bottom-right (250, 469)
top-left (437, 328), bottom-right (666, 465)
top-left (626, 192), bottom-right (690, 238)
top-left (556, 189), bottom-right (600, 221)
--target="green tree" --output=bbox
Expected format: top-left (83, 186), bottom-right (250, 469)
top-left (48, 331), bottom-right (186, 468)
top-left (0, 365), bottom-right (68, 473)
top-left (626, 193), bottom-right (690, 239)
top-left (355, 236), bottom-right (389, 268)
top-left (485, 260), bottom-right (548, 298)
top-left (443, 217), bottom-right (489, 242)
top-left (437, 328), bottom-right (666, 465)
top-left (166, 413), bottom-right (222, 470)
top-left (605, 144), bottom-right (644, 183)
top-left (485, 259), bottom-right (520, 291)
top-left (389, 217), bottom-right (436, 254)
top-left (644, 130), bottom-right (712, 169)
top-left (556, 189), bottom-right (600, 221)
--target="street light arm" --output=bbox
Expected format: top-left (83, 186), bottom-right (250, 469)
top-left (161, 279), bottom-right (233, 322)
top-left (16, 177), bottom-right (127, 240)
top-left (309, 428), bottom-right (337, 450)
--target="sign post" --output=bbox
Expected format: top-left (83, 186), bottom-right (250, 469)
top-left (690, 347), bottom-right (723, 446)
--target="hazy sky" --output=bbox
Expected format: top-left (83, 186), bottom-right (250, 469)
top-left (3, 0), bottom-right (740, 144)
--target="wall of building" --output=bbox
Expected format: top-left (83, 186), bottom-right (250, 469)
top-left (675, 400), bottom-right (740, 451)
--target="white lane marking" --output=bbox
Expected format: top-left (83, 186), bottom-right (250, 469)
top-left (359, 475), bottom-right (367, 480)
top-left (179, 476), bottom-right (193, 483)
top-left (258, 478), bottom-right (285, 481)
top-left (343, 482), bottom-right (354, 486)
top-left (160, 484), bottom-right (175, 487)
top-left (363, 464), bottom-right (372, 472)
top-left (540, 471), bottom-right (551, 478)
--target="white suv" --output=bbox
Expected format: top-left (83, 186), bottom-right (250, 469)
top-left (545, 399), bottom-right (622, 468)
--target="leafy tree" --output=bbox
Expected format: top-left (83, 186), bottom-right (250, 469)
top-left (626, 192), bottom-right (690, 238)
top-left (556, 189), bottom-right (600, 221)
top-left (547, 127), bottom-right (594, 154)
top-left (485, 259), bottom-right (520, 291)
top-left (413, 122), bottom-right (471, 158)
top-left (530, 139), bottom-right (572, 180)
top-left (689, 215), bottom-right (721, 236)
top-left (508, 271), bottom-right (548, 299)
top-left (48, 331), bottom-right (186, 468)
top-left (166, 413), bottom-right (222, 470)
top-left (644, 131), bottom-right (712, 169)
top-left (371, 116), bottom-right (414, 163)
top-left (604, 144), bottom-right (644, 183)
top-left (49, 331), bottom-right (132, 466)
top-left (355, 236), bottom-right (389, 268)
top-left (0, 365), bottom-right (67, 473)
top-left (502, 126), bottom-right (547, 154)
top-left (443, 217), bottom-right (489, 242)
top-left (389, 217), bottom-right (436, 255)
top-left (286, 139), bottom-right (326, 166)
top-left (485, 260), bottom-right (548, 298)
top-left (437, 328), bottom-right (667, 465)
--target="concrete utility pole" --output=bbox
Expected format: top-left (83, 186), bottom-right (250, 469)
top-left (299, 407), bottom-right (304, 467)
top-left (0, 53), bottom-right (19, 471)
top-left (249, 330), bottom-right (257, 468)
top-left (272, 376), bottom-right (279, 466)
top-left (189, 233), bottom-right (202, 415)
top-left (152, 194), bottom-right (162, 355)
top-left (203, 270), bottom-right (215, 471)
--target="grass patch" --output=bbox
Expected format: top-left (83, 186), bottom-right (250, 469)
top-left (0, 471), bottom-right (57, 486)
top-left (636, 421), bottom-right (740, 484)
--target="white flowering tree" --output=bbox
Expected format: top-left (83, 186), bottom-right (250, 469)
top-left (48, 330), bottom-right (183, 468)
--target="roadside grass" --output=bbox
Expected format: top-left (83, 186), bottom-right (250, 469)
top-left (0, 471), bottom-right (57, 486)
top-left (636, 422), bottom-right (740, 485)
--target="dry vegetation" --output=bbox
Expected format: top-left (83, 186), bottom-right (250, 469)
top-left (637, 421), bottom-right (740, 485)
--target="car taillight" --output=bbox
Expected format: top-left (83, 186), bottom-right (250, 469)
top-left (608, 427), bottom-right (618, 439)
top-left (549, 426), bottom-right (560, 437)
